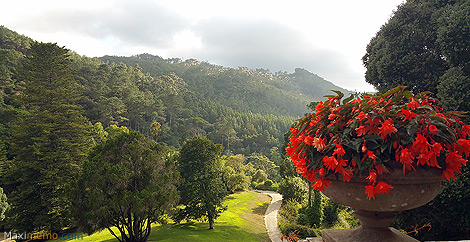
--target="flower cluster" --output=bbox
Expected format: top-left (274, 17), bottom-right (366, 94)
top-left (286, 86), bottom-right (469, 199)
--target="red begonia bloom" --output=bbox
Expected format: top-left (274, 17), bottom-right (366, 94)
top-left (333, 144), bottom-right (346, 157)
top-left (379, 120), bottom-right (398, 140)
top-left (312, 178), bottom-right (331, 192)
top-left (313, 137), bottom-right (327, 151)
top-left (287, 86), bottom-right (470, 200)
top-left (366, 171), bottom-right (377, 183)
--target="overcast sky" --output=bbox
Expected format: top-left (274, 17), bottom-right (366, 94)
top-left (1, 0), bottom-right (404, 92)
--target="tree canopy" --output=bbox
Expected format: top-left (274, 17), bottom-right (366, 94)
top-left (73, 128), bottom-right (179, 242)
top-left (4, 42), bottom-right (93, 232)
top-left (176, 137), bottom-right (226, 229)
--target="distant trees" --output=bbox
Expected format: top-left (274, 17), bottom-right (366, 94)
top-left (176, 137), bottom-right (227, 229)
top-left (4, 42), bottom-right (93, 232)
top-left (73, 127), bottom-right (179, 242)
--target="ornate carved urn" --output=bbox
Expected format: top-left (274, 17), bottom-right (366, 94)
top-left (321, 166), bottom-right (441, 242)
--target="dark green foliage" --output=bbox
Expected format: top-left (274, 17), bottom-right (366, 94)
top-left (278, 176), bottom-right (307, 203)
top-left (279, 159), bottom-right (297, 179)
top-left (321, 196), bottom-right (341, 228)
top-left (264, 179), bottom-right (273, 187)
top-left (279, 222), bottom-right (320, 239)
top-left (73, 128), bottom-right (178, 242)
top-left (297, 191), bottom-right (322, 228)
top-left (4, 42), bottom-right (93, 232)
top-left (176, 137), bottom-right (227, 229)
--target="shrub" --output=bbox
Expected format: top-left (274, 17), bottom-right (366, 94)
top-left (321, 196), bottom-right (341, 227)
top-left (264, 179), bottom-right (273, 186)
top-left (279, 220), bottom-right (321, 239)
top-left (278, 176), bottom-right (307, 203)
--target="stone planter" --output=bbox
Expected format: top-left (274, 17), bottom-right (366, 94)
top-left (322, 166), bottom-right (442, 242)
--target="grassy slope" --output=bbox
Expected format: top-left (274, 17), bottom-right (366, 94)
top-left (50, 191), bottom-right (271, 242)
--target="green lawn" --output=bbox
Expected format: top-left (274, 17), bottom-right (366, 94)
top-left (50, 190), bottom-right (271, 242)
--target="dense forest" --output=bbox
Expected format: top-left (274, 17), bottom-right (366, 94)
top-left (0, 25), bottom-right (348, 159)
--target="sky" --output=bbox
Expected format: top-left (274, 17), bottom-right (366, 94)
top-left (1, 0), bottom-right (404, 92)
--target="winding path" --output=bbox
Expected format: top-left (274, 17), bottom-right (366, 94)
top-left (256, 190), bottom-right (283, 242)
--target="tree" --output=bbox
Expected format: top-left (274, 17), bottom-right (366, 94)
top-left (176, 137), bottom-right (227, 229)
top-left (5, 42), bottom-right (93, 232)
top-left (363, 0), bottom-right (469, 98)
top-left (73, 128), bottom-right (179, 242)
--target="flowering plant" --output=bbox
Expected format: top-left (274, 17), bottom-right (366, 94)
top-left (285, 86), bottom-right (469, 199)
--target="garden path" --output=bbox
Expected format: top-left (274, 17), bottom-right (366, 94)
top-left (256, 190), bottom-right (283, 242)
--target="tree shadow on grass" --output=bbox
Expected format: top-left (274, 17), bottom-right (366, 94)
top-left (252, 201), bottom-right (269, 215)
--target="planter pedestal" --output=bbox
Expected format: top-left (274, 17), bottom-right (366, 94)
top-left (322, 210), bottom-right (418, 242)
top-left (321, 167), bottom-right (441, 242)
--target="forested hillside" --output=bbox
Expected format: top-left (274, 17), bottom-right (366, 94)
top-left (100, 54), bottom-right (350, 117)
top-left (0, 25), bottom-right (348, 160)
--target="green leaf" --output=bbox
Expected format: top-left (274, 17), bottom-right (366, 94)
top-left (342, 94), bottom-right (355, 104)
top-left (403, 90), bottom-right (413, 99)
top-left (331, 90), bottom-right (344, 99)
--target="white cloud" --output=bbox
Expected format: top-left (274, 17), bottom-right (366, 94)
top-left (1, 0), bottom-right (404, 92)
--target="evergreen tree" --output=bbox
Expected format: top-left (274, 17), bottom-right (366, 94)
top-left (5, 42), bottom-right (93, 232)
top-left (176, 137), bottom-right (227, 229)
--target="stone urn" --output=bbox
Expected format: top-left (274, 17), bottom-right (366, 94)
top-left (321, 166), bottom-right (442, 242)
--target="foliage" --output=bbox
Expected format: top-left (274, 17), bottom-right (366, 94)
top-left (0, 144), bottom-right (9, 221)
top-left (4, 42), bottom-right (93, 232)
top-left (278, 219), bottom-right (320, 239)
top-left (286, 86), bottom-right (470, 199)
top-left (278, 177), bottom-right (307, 203)
top-left (264, 179), bottom-right (273, 187)
top-left (176, 137), bottom-right (227, 229)
top-left (363, 0), bottom-right (470, 110)
top-left (321, 196), bottom-right (341, 228)
top-left (73, 129), bottom-right (179, 242)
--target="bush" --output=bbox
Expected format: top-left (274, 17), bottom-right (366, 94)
top-left (321, 196), bottom-right (341, 227)
top-left (278, 200), bottom-right (302, 222)
top-left (278, 176), bottom-right (307, 203)
top-left (264, 179), bottom-right (273, 186)
top-left (279, 220), bottom-right (321, 239)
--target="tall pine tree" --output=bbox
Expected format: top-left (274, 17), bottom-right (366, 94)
top-left (5, 42), bottom-right (93, 232)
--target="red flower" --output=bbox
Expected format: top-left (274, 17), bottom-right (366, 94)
top-left (412, 134), bottom-right (430, 155)
top-left (455, 139), bottom-right (470, 157)
top-left (333, 144), bottom-right (346, 157)
top-left (356, 112), bottom-right (368, 122)
top-left (379, 120), bottom-right (398, 140)
top-left (365, 185), bottom-right (376, 200)
top-left (304, 135), bottom-right (314, 146)
top-left (367, 150), bottom-right (378, 160)
top-left (402, 108), bottom-right (418, 121)
top-left (313, 137), bottom-right (327, 151)
top-left (355, 125), bottom-right (367, 136)
top-left (407, 98), bottom-right (420, 110)
top-left (323, 156), bottom-right (338, 171)
top-left (428, 125), bottom-right (437, 135)
top-left (366, 171), bottom-right (377, 183)
top-left (315, 101), bottom-right (324, 112)
top-left (399, 148), bottom-right (414, 174)
top-left (375, 181), bottom-right (393, 195)
top-left (328, 113), bottom-right (337, 120)
top-left (312, 178), bottom-right (331, 192)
